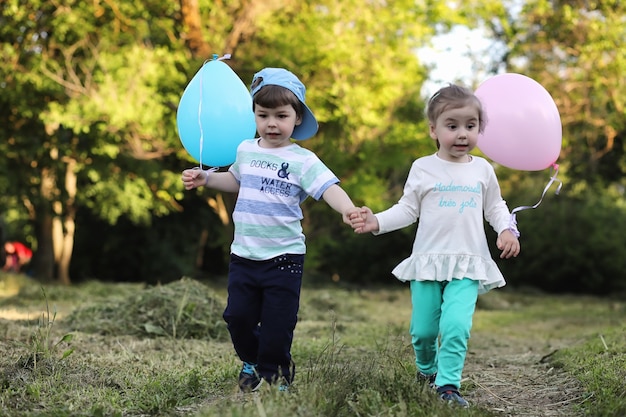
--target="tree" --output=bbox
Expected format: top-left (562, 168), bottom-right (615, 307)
top-left (482, 0), bottom-right (626, 190)
top-left (0, 1), bottom-right (189, 283)
top-left (0, 0), bottom-right (484, 284)
top-left (470, 0), bottom-right (626, 294)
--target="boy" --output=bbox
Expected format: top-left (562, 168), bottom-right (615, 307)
top-left (182, 68), bottom-right (359, 391)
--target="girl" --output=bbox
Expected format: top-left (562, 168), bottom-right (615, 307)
top-left (351, 84), bottom-right (520, 407)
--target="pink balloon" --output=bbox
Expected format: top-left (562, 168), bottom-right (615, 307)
top-left (475, 73), bottom-right (562, 171)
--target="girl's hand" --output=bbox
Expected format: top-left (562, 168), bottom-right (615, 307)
top-left (343, 207), bottom-right (363, 226)
top-left (351, 206), bottom-right (379, 234)
top-left (496, 229), bottom-right (521, 259)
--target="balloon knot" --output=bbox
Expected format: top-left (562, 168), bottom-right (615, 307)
top-left (205, 54), bottom-right (231, 65)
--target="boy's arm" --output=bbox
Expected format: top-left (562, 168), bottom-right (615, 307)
top-left (321, 184), bottom-right (359, 225)
top-left (182, 168), bottom-right (240, 193)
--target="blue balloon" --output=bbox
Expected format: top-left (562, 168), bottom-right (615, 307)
top-left (177, 59), bottom-right (256, 167)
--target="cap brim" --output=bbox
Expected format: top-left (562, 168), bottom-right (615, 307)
top-left (291, 103), bottom-right (318, 140)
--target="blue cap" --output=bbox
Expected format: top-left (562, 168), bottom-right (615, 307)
top-left (250, 68), bottom-right (319, 140)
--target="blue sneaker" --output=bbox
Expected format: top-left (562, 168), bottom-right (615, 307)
top-left (417, 371), bottom-right (437, 389)
top-left (437, 385), bottom-right (469, 408)
top-left (238, 362), bottom-right (263, 392)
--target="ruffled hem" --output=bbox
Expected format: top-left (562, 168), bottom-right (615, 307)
top-left (391, 254), bottom-right (506, 294)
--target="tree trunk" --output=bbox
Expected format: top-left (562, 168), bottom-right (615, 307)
top-left (179, 0), bottom-right (287, 58)
top-left (32, 165), bottom-right (57, 281)
top-left (179, 0), bottom-right (211, 58)
top-left (54, 158), bottom-right (77, 285)
top-left (33, 210), bottom-right (55, 282)
top-left (33, 151), bottom-right (76, 285)
top-left (56, 213), bottom-right (75, 285)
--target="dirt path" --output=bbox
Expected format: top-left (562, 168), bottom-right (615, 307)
top-left (464, 333), bottom-right (586, 416)
top-left (0, 280), bottom-right (601, 417)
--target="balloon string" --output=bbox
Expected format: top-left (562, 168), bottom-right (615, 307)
top-left (509, 163), bottom-right (563, 236)
top-left (198, 62), bottom-right (205, 170)
top-left (197, 54), bottom-right (231, 170)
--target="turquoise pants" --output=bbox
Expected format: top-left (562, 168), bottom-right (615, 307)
top-left (409, 278), bottom-right (479, 389)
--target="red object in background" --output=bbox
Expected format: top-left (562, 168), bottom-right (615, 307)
top-left (10, 242), bottom-right (32, 259)
top-left (3, 241), bottom-right (33, 272)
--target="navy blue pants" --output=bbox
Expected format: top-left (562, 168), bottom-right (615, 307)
top-left (223, 253), bottom-right (304, 384)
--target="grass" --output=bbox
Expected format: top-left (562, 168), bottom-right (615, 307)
top-left (22, 287), bottom-right (75, 371)
top-left (0, 273), bottom-right (624, 416)
top-left (551, 327), bottom-right (626, 416)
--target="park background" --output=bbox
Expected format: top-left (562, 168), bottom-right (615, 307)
top-left (1, 2), bottom-right (625, 417)
top-left (1, 1), bottom-right (625, 294)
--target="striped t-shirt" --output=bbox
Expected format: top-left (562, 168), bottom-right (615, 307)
top-left (228, 139), bottom-right (339, 260)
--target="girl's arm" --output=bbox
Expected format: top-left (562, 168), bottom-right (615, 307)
top-left (322, 184), bottom-right (360, 225)
top-left (181, 168), bottom-right (240, 193)
top-left (482, 164), bottom-right (521, 258)
top-left (372, 161), bottom-right (422, 234)
top-left (483, 172), bottom-right (514, 234)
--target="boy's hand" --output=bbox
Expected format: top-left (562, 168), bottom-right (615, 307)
top-left (343, 207), bottom-right (363, 226)
top-left (350, 206), bottom-right (379, 234)
top-left (181, 168), bottom-right (207, 190)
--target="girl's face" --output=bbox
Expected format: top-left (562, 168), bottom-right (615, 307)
top-left (254, 104), bottom-right (302, 148)
top-left (429, 104), bottom-right (480, 163)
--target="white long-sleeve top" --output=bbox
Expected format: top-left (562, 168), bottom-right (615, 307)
top-left (375, 153), bottom-right (515, 293)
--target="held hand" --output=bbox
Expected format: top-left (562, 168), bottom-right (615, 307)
top-left (496, 229), bottom-right (521, 259)
top-left (349, 207), bottom-right (366, 232)
top-left (181, 168), bottom-right (207, 190)
top-left (343, 207), bottom-right (363, 226)
top-left (350, 206), bottom-right (379, 234)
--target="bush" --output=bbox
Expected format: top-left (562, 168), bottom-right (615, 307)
top-left (491, 191), bottom-right (626, 295)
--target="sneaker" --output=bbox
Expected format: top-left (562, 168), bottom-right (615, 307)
top-left (238, 362), bottom-right (263, 392)
top-left (437, 385), bottom-right (469, 408)
top-left (278, 382), bottom-right (290, 392)
top-left (416, 371), bottom-right (437, 389)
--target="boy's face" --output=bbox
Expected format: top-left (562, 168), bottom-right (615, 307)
top-left (254, 104), bottom-right (302, 148)
top-left (429, 105), bottom-right (480, 162)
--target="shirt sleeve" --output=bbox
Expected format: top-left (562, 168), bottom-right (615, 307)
top-left (374, 161), bottom-right (421, 234)
top-left (300, 153), bottom-right (339, 201)
top-left (483, 163), bottom-right (515, 235)
top-left (228, 142), bottom-right (245, 182)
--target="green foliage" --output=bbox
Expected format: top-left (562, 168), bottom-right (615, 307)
top-left (69, 193), bottom-right (228, 283)
top-left (0, 0), bottom-right (193, 281)
top-left (308, 207), bottom-right (417, 284)
top-left (492, 189), bottom-right (626, 295)
top-left (495, 0), bottom-right (626, 188)
top-left (1, 0), bottom-right (625, 294)
top-left (0, 0), bottom-right (443, 283)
